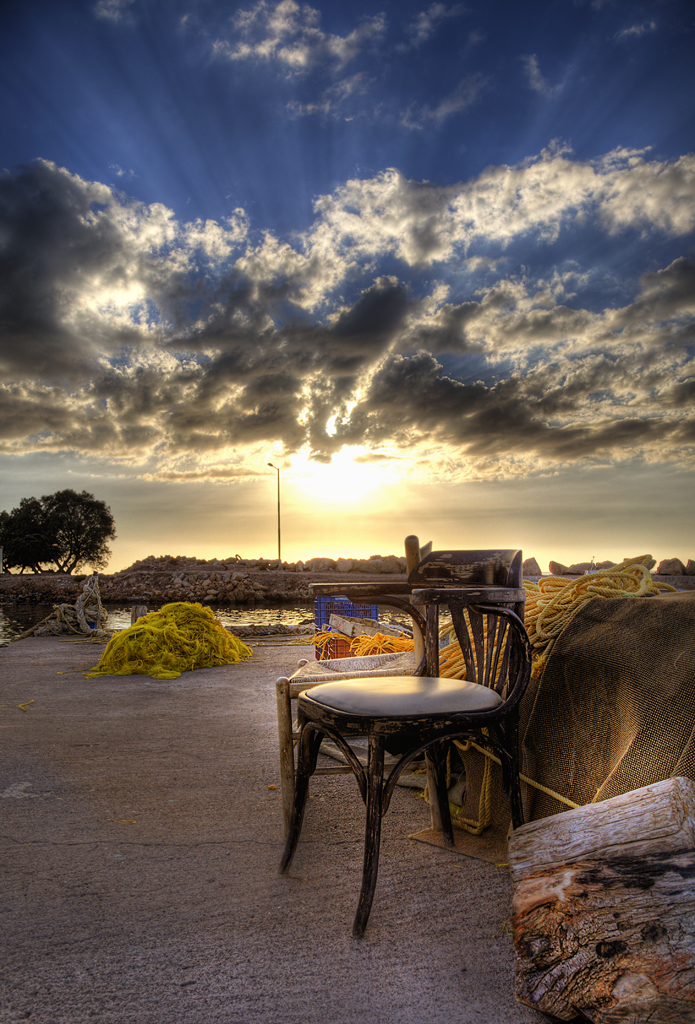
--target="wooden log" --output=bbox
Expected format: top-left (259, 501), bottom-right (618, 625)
top-left (328, 613), bottom-right (407, 639)
top-left (509, 777), bottom-right (695, 885)
top-left (130, 604), bottom-right (148, 625)
top-left (328, 613), bottom-right (378, 637)
top-left (275, 677), bottom-right (295, 836)
top-left (404, 535), bottom-right (422, 576)
top-left (509, 778), bottom-right (695, 1022)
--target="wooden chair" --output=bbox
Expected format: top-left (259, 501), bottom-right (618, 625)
top-left (275, 547), bottom-right (524, 833)
top-left (275, 535), bottom-right (432, 835)
top-left (279, 550), bottom-right (531, 937)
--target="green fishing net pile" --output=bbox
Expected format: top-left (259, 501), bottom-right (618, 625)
top-left (87, 602), bottom-right (253, 679)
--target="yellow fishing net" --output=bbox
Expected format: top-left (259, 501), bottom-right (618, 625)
top-left (86, 602), bottom-right (253, 679)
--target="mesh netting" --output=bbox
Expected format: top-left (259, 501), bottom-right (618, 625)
top-left (450, 592), bottom-right (695, 848)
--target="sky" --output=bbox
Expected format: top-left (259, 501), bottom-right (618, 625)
top-left (1, 0), bottom-right (694, 572)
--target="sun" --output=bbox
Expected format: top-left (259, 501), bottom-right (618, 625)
top-left (293, 447), bottom-right (391, 503)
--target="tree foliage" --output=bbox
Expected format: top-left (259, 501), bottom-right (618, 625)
top-left (0, 490), bottom-right (116, 574)
top-left (0, 498), bottom-right (57, 573)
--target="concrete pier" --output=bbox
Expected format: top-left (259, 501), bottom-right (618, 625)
top-left (1, 637), bottom-right (544, 1023)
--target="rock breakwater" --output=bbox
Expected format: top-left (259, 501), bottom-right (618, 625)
top-left (2, 551), bottom-right (694, 607)
top-left (0, 553), bottom-right (408, 607)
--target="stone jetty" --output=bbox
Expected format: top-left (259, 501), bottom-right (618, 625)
top-left (0, 553), bottom-right (408, 607)
top-left (1, 552), bottom-right (693, 607)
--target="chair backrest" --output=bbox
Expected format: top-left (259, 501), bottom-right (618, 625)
top-left (449, 603), bottom-right (529, 701)
top-left (408, 549), bottom-right (523, 588)
top-left (412, 550), bottom-right (527, 679)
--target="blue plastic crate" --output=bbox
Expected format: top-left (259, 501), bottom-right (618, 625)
top-left (314, 595), bottom-right (379, 628)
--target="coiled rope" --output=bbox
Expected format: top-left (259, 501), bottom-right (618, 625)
top-left (523, 555), bottom-right (677, 678)
top-left (313, 628), bottom-right (414, 658)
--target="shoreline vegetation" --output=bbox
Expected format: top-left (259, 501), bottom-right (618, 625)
top-left (1, 552), bottom-right (694, 606)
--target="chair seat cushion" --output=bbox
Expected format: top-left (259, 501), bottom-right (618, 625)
top-left (301, 674), bottom-right (503, 718)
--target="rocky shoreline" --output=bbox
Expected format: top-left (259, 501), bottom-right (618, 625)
top-left (1, 552), bottom-right (694, 607)
top-left (0, 563), bottom-right (401, 607)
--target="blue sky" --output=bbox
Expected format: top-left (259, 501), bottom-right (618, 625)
top-left (1, 0), bottom-right (694, 570)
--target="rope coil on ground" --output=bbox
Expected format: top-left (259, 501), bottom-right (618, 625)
top-left (313, 628), bottom-right (414, 659)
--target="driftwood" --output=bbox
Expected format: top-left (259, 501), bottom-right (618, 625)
top-left (328, 613), bottom-right (407, 639)
top-left (130, 604), bottom-right (148, 625)
top-left (509, 778), bottom-right (695, 1023)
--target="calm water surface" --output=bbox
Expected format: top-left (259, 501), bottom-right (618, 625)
top-left (0, 602), bottom-right (315, 644)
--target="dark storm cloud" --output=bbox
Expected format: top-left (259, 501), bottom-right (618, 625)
top-left (628, 257), bottom-right (695, 323)
top-left (0, 161), bottom-right (185, 380)
top-left (407, 300), bottom-right (483, 353)
top-left (1, 152), bottom-right (694, 475)
top-left (0, 162), bottom-right (114, 378)
top-left (188, 277), bottom-right (410, 410)
top-left (662, 379), bottom-right (695, 409)
top-left (327, 350), bottom-right (684, 465)
top-left (0, 384), bottom-right (76, 443)
top-left (336, 352), bottom-right (544, 452)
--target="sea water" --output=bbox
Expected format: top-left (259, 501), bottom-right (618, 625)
top-left (0, 602), bottom-right (315, 644)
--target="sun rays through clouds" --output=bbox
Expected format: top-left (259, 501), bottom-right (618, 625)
top-left (1, 0), bottom-right (694, 565)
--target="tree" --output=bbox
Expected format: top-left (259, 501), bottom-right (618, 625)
top-left (41, 490), bottom-right (116, 574)
top-left (0, 490), bottom-right (116, 574)
top-left (0, 498), bottom-right (57, 573)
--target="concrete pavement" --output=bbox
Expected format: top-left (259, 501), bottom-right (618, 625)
top-left (1, 637), bottom-right (548, 1024)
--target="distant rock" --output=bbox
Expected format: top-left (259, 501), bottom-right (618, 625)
top-left (549, 561), bottom-right (570, 576)
top-left (657, 557), bottom-right (685, 575)
top-left (522, 557), bottom-right (541, 577)
top-left (380, 555), bottom-right (402, 574)
top-left (568, 561), bottom-right (593, 575)
top-left (353, 559), bottom-right (372, 573)
top-left (305, 557), bottom-right (335, 572)
top-left (686, 560), bottom-right (695, 576)
top-left (335, 557), bottom-right (353, 572)
top-left (596, 560), bottom-right (617, 570)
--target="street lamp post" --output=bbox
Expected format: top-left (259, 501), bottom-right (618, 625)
top-left (267, 463), bottom-right (281, 564)
top-left (266, 466), bottom-right (280, 569)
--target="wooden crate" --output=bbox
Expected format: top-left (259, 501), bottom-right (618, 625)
top-left (315, 636), bottom-right (354, 660)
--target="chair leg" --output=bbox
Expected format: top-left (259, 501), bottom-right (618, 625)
top-left (504, 712), bottom-right (524, 830)
top-left (352, 734), bottom-right (385, 939)
top-left (279, 725), bottom-right (323, 874)
top-left (425, 743), bottom-right (454, 846)
top-left (275, 677), bottom-right (295, 838)
top-left (509, 772), bottom-right (524, 830)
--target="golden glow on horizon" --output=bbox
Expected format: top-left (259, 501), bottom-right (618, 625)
top-left (291, 446), bottom-right (392, 502)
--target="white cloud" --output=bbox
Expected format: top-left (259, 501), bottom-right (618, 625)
top-left (306, 147), bottom-right (695, 274)
top-left (183, 210), bottom-right (250, 261)
top-left (1, 149), bottom-right (694, 479)
top-left (617, 20), bottom-right (657, 41)
top-left (398, 3), bottom-right (463, 50)
top-left (287, 71), bottom-right (372, 117)
top-left (212, 0), bottom-right (386, 72)
top-left (400, 74), bottom-right (486, 129)
top-left (93, 0), bottom-right (135, 22)
top-left (521, 54), bottom-right (563, 98)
